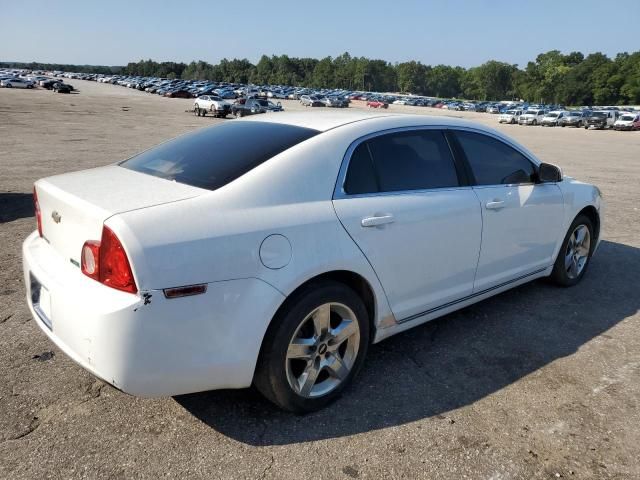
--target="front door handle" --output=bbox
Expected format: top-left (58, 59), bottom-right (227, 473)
top-left (485, 200), bottom-right (505, 210)
top-left (361, 214), bottom-right (395, 227)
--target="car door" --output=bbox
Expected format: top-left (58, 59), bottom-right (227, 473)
top-left (332, 128), bottom-right (482, 322)
top-left (451, 129), bottom-right (564, 292)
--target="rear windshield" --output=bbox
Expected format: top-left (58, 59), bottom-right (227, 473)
top-left (120, 121), bottom-right (319, 190)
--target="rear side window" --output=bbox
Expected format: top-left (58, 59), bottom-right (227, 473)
top-left (344, 143), bottom-right (378, 194)
top-left (454, 130), bottom-right (536, 185)
top-left (343, 130), bottom-right (459, 194)
top-left (121, 121), bottom-right (319, 190)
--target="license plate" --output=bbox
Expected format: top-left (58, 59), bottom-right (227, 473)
top-left (39, 286), bottom-right (52, 321)
top-left (30, 273), bottom-right (52, 330)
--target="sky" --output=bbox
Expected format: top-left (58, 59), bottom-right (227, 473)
top-left (2, 0), bottom-right (639, 68)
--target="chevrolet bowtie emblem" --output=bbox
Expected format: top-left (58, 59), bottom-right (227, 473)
top-left (51, 211), bottom-right (62, 224)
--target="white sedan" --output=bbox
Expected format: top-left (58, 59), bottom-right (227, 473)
top-left (1, 77), bottom-right (34, 88)
top-left (23, 112), bottom-right (603, 412)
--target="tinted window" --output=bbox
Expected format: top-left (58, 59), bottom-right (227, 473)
top-left (121, 121), bottom-right (319, 190)
top-left (344, 143), bottom-right (378, 194)
top-left (344, 130), bottom-right (459, 194)
top-left (454, 131), bottom-right (535, 185)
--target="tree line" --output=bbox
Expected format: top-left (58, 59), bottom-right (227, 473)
top-left (0, 61), bottom-right (121, 75)
top-left (122, 50), bottom-right (640, 105)
top-left (4, 50), bottom-right (640, 105)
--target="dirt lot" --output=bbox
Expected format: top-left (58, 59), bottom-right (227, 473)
top-left (1, 81), bottom-right (639, 479)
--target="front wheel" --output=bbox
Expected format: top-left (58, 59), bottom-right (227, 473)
top-left (254, 281), bottom-right (369, 413)
top-left (549, 214), bottom-right (594, 287)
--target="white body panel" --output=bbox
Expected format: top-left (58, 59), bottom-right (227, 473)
top-left (333, 189), bottom-right (482, 320)
top-left (22, 112), bottom-right (604, 397)
top-left (472, 183), bottom-right (565, 291)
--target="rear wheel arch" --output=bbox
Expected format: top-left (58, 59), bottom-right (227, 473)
top-left (264, 270), bottom-right (378, 347)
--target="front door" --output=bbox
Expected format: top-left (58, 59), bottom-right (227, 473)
top-left (333, 129), bottom-right (482, 321)
top-left (452, 130), bottom-right (564, 292)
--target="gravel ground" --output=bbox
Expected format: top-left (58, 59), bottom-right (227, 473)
top-left (1, 80), bottom-right (639, 479)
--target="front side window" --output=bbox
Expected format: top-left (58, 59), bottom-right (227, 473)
top-left (454, 130), bottom-right (536, 186)
top-left (343, 130), bottom-right (459, 195)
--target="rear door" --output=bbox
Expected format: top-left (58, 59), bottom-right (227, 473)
top-left (451, 130), bottom-right (564, 292)
top-left (333, 128), bottom-right (482, 322)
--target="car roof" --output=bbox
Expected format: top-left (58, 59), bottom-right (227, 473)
top-left (240, 110), bottom-right (487, 132)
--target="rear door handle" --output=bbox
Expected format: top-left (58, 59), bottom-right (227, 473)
top-left (361, 214), bottom-right (395, 227)
top-left (485, 200), bottom-right (505, 210)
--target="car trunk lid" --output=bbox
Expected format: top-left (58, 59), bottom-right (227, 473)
top-left (35, 165), bottom-right (205, 267)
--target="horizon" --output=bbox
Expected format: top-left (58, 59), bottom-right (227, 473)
top-left (1, 47), bottom-right (634, 71)
top-left (2, 0), bottom-right (639, 68)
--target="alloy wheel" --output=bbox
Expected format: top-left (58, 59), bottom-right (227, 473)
top-left (285, 302), bottom-right (360, 398)
top-left (565, 225), bottom-right (591, 279)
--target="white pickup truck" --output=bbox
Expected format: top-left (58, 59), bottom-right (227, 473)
top-left (193, 95), bottom-right (232, 118)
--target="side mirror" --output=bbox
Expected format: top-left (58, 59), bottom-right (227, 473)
top-left (538, 163), bottom-right (563, 183)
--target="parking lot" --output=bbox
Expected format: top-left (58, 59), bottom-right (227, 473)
top-left (1, 80), bottom-right (639, 479)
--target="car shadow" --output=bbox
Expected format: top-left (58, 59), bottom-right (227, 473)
top-left (175, 240), bottom-right (639, 445)
top-left (0, 192), bottom-right (34, 223)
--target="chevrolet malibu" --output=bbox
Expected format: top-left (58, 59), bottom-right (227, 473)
top-left (23, 112), bottom-right (603, 412)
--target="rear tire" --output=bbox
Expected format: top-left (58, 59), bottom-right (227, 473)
top-left (549, 214), bottom-right (595, 287)
top-left (254, 281), bottom-right (370, 413)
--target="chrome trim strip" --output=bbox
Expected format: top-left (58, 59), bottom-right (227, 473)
top-left (397, 267), bottom-right (549, 324)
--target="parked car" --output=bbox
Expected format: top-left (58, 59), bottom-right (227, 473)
top-left (231, 98), bottom-right (283, 118)
top-left (559, 111), bottom-right (586, 128)
top-left (499, 109), bottom-right (523, 124)
top-left (1, 78), bottom-right (34, 88)
top-left (53, 83), bottom-right (73, 94)
top-left (585, 110), bottom-right (618, 129)
top-left (164, 89), bottom-right (192, 98)
top-left (366, 100), bottom-right (388, 109)
top-left (541, 111), bottom-right (567, 127)
top-left (193, 95), bottom-right (231, 118)
top-left (300, 95), bottom-right (324, 107)
top-left (321, 96), bottom-right (349, 108)
top-left (613, 113), bottom-right (640, 131)
top-left (519, 109), bottom-right (545, 126)
top-left (24, 112), bottom-right (603, 413)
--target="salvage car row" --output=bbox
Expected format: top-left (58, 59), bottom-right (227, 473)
top-left (1, 70), bottom-right (74, 93)
top-left (498, 107), bottom-right (640, 131)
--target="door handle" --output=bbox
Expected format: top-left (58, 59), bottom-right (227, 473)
top-left (361, 214), bottom-right (395, 227)
top-left (485, 200), bottom-right (505, 210)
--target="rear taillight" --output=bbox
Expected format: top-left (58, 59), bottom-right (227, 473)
top-left (33, 186), bottom-right (42, 237)
top-left (81, 226), bottom-right (138, 294)
top-left (100, 226), bottom-right (137, 293)
top-left (81, 240), bottom-right (100, 280)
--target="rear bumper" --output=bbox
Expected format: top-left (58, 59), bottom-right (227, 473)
top-left (23, 231), bottom-right (285, 397)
